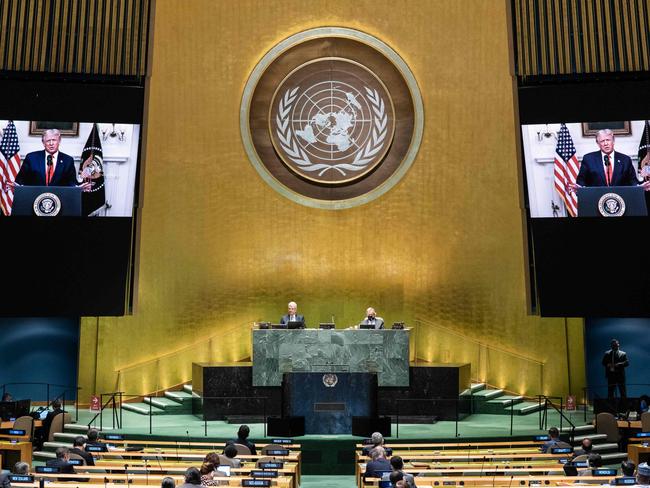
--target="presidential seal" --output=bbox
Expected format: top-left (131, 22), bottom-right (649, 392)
top-left (322, 373), bottom-right (338, 388)
top-left (241, 27), bottom-right (423, 209)
top-left (33, 192), bottom-right (61, 217)
top-left (598, 192), bottom-right (626, 217)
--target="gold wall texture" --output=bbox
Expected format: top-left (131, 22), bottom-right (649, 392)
top-left (79, 0), bottom-right (585, 400)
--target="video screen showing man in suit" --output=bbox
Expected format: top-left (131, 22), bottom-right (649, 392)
top-left (12, 129), bottom-right (90, 190)
top-left (520, 121), bottom-right (650, 218)
top-left (572, 129), bottom-right (650, 190)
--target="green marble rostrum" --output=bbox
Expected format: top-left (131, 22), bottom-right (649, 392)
top-left (252, 329), bottom-right (410, 387)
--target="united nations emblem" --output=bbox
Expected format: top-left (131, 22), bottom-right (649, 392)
top-left (271, 59), bottom-right (395, 185)
top-left (598, 193), bottom-right (626, 217)
top-left (242, 27), bottom-right (423, 209)
top-left (322, 373), bottom-right (338, 388)
top-left (33, 192), bottom-right (61, 217)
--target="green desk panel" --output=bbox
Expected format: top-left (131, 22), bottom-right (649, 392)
top-left (252, 329), bottom-right (410, 386)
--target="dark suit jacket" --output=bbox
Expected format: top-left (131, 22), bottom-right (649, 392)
top-left (360, 317), bottom-right (384, 329)
top-left (365, 457), bottom-right (391, 478)
top-left (85, 440), bottom-right (108, 451)
top-left (15, 150), bottom-right (78, 187)
top-left (0, 472), bottom-right (10, 488)
top-left (46, 458), bottom-right (76, 474)
top-left (42, 408), bottom-right (63, 438)
top-left (280, 314), bottom-right (305, 327)
top-left (602, 348), bottom-right (629, 380)
top-left (70, 447), bottom-right (95, 466)
top-left (229, 438), bottom-right (257, 455)
top-left (577, 151), bottom-right (639, 187)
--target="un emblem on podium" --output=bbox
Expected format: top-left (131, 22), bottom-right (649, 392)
top-left (241, 28), bottom-right (423, 209)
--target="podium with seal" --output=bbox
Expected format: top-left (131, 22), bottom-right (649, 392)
top-left (577, 186), bottom-right (648, 217)
top-left (12, 186), bottom-right (82, 216)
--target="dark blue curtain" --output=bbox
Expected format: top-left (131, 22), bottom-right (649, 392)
top-left (585, 318), bottom-right (650, 400)
top-left (0, 317), bottom-right (80, 401)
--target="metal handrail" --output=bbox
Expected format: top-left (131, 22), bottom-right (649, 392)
top-left (415, 318), bottom-right (544, 365)
top-left (414, 318), bottom-right (545, 395)
top-left (112, 320), bottom-right (253, 395)
top-left (87, 393), bottom-right (273, 436)
top-left (537, 395), bottom-right (576, 443)
top-left (1, 382), bottom-right (81, 421)
top-left (88, 391), bottom-right (124, 430)
top-left (581, 383), bottom-right (650, 422)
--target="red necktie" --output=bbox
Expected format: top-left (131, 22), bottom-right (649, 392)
top-left (46, 155), bottom-right (53, 186)
top-left (605, 155), bottom-right (612, 186)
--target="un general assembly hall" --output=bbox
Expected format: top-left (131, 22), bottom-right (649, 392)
top-left (1, 1), bottom-right (650, 487)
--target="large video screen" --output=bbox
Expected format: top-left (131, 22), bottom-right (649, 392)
top-left (0, 120), bottom-right (140, 217)
top-left (0, 77), bottom-right (144, 316)
top-left (518, 79), bottom-right (650, 317)
top-left (522, 120), bottom-right (650, 218)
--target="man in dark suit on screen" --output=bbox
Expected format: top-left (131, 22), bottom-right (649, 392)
top-left (280, 301), bottom-right (305, 328)
top-left (602, 339), bottom-right (629, 406)
top-left (573, 129), bottom-right (650, 190)
top-left (14, 129), bottom-right (78, 187)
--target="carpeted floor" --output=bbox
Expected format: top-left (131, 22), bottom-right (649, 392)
top-left (300, 475), bottom-right (355, 488)
top-left (73, 407), bottom-right (587, 440)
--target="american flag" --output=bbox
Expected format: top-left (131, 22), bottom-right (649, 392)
top-left (0, 121), bottom-right (22, 216)
top-left (553, 124), bottom-right (580, 217)
top-left (637, 120), bottom-right (650, 179)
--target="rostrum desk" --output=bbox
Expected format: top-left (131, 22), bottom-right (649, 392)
top-left (251, 327), bottom-right (411, 387)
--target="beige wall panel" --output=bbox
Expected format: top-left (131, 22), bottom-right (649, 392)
top-left (79, 0), bottom-right (585, 400)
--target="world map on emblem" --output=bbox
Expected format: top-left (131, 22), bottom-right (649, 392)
top-left (270, 58), bottom-right (396, 185)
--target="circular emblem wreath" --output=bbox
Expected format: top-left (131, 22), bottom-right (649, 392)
top-left (271, 58), bottom-right (394, 184)
top-left (241, 27), bottom-right (423, 209)
top-left (598, 192), bottom-right (626, 217)
top-left (33, 192), bottom-right (61, 217)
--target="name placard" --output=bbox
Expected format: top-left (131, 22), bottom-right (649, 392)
top-left (242, 480), bottom-right (271, 487)
top-left (250, 470), bottom-right (278, 478)
top-left (264, 449), bottom-right (289, 456)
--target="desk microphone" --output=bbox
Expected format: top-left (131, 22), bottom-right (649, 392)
top-left (175, 440), bottom-right (179, 459)
top-left (155, 451), bottom-right (164, 472)
top-left (124, 464), bottom-right (131, 484)
top-left (479, 456), bottom-right (486, 477)
top-left (104, 476), bottom-right (108, 488)
top-left (508, 475), bottom-right (514, 488)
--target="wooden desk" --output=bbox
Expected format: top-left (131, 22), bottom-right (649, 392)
top-left (362, 475), bottom-right (618, 488)
top-left (0, 420), bottom-right (42, 429)
top-left (355, 441), bottom-right (545, 449)
top-left (82, 463), bottom-right (300, 488)
top-left (0, 441), bottom-right (32, 469)
top-left (618, 420), bottom-right (642, 429)
top-left (98, 439), bottom-right (300, 451)
top-left (94, 450), bottom-right (302, 484)
top-left (25, 473), bottom-right (293, 487)
top-left (628, 443), bottom-right (650, 465)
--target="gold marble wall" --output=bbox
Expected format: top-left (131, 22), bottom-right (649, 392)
top-left (78, 0), bottom-right (585, 400)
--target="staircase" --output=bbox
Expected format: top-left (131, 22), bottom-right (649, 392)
top-left (562, 424), bottom-right (628, 464)
top-left (121, 384), bottom-right (193, 416)
top-left (33, 424), bottom-right (99, 462)
top-left (461, 383), bottom-right (543, 415)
